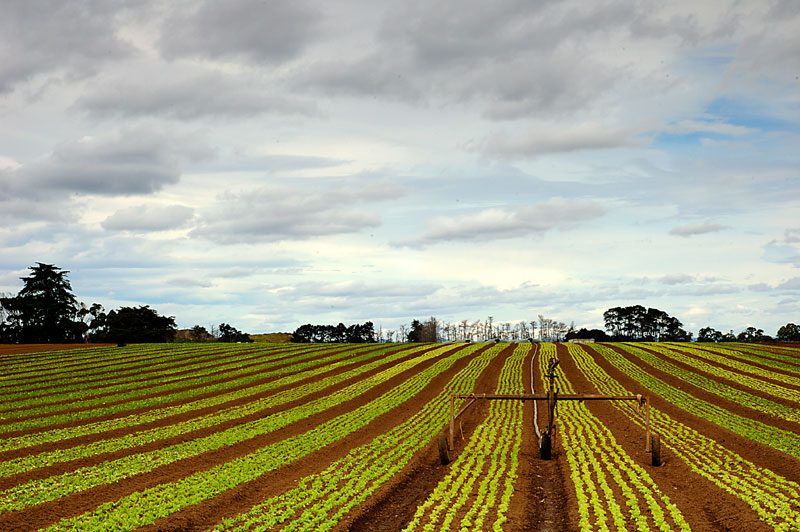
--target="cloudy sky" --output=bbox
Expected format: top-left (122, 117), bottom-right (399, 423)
top-left (1, 0), bottom-right (799, 336)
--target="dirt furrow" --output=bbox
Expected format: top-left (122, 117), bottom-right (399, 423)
top-left (0, 345), bottom-right (466, 532)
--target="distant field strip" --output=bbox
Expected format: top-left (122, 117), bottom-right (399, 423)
top-left (687, 344), bottom-right (800, 374)
top-left (0, 346), bottom-right (287, 405)
top-left (573, 344), bottom-right (800, 531)
top-left (0, 344), bottom-right (418, 451)
top-left (660, 344), bottom-right (800, 389)
top-left (0, 344), bottom-right (354, 410)
top-left (208, 343), bottom-right (503, 532)
top-left (40, 344), bottom-right (479, 531)
top-left (617, 343), bottom-right (800, 423)
top-left (0, 345), bottom-right (391, 432)
top-left (599, 344), bottom-right (800, 458)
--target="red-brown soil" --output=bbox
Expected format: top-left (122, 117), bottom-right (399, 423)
top-left (0, 344), bottom-right (422, 462)
top-left (136, 344), bottom-right (484, 532)
top-left (0, 345), bottom-right (457, 531)
top-left (0, 344), bottom-right (360, 411)
top-left (343, 344), bottom-right (512, 532)
top-left (561, 344), bottom-right (774, 532)
top-left (1, 342), bottom-right (798, 532)
top-left (0, 344), bottom-right (115, 355)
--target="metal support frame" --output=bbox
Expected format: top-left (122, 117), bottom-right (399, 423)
top-left (448, 392), bottom-right (651, 452)
top-left (439, 356), bottom-right (658, 466)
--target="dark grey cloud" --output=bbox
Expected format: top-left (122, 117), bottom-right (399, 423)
top-left (166, 277), bottom-right (213, 288)
top-left (102, 204), bottom-right (195, 232)
top-left (19, 126), bottom-right (204, 196)
top-left (159, 0), bottom-right (320, 63)
top-left (660, 274), bottom-right (695, 285)
top-left (0, 0), bottom-right (132, 93)
top-left (668, 222), bottom-right (728, 237)
top-left (291, 0), bottom-right (733, 120)
top-left (76, 70), bottom-right (320, 120)
top-left (777, 277), bottom-right (800, 290)
top-left (480, 123), bottom-right (636, 158)
top-left (191, 180), bottom-right (403, 244)
top-left (395, 198), bottom-right (604, 247)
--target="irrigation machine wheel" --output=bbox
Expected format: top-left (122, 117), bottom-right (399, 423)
top-left (539, 432), bottom-right (552, 460)
top-left (437, 432), bottom-right (451, 465)
top-left (650, 434), bottom-right (662, 466)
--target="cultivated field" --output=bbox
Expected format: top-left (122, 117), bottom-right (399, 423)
top-left (0, 341), bottom-right (798, 531)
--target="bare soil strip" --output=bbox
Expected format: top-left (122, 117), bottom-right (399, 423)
top-left (635, 344), bottom-right (800, 411)
top-left (0, 344), bottom-right (423, 462)
top-left (587, 345), bottom-right (800, 484)
top-left (612, 344), bottom-right (800, 435)
top-left (506, 345), bottom-right (569, 532)
top-left (0, 344), bottom-right (115, 357)
top-left (1, 345), bottom-right (470, 532)
top-left (0, 346), bottom-right (222, 385)
top-left (0, 347), bottom-right (369, 427)
top-left (690, 344), bottom-right (800, 374)
top-left (0, 344), bottom-right (346, 410)
top-left (665, 345), bottom-right (800, 380)
top-left (0, 344), bottom-right (460, 531)
top-left (0, 349), bottom-right (270, 408)
top-left (559, 344), bottom-right (772, 532)
top-left (342, 344), bottom-right (512, 532)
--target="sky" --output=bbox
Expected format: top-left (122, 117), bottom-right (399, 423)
top-left (1, 0), bottom-right (799, 337)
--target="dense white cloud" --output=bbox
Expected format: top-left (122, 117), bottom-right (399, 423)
top-left (1, 0), bottom-right (799, 335)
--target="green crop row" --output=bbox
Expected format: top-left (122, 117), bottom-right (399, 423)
top-left (547, 344), bottom-right (689, 532)
top-left (0, 344), bottom-right (220, 386)
top-left (403, 343), bottom-right (529, 532)
top-left (573, 344), bottom-right (800, 531)
top-left (0, 344), bottom-right (426, 479)
top-left (0, 345), bottom-right (417, 453)
top-left (40, 344), bottom-right (479, 532)
top-left (602, 344), bottom-right (800, 459)
top-left (617, 343), bottom-right (800, 423)
top-left (0, 343), bottom-right (451, 513)
top-left (0, 344), bottom-right (291, 406)
top-left (0, 346), bottom-right (127, 376)
top-left (660, 344), bottom-right (800, 389)
top-left (688, 343), bottom-right (800, 376)
top-left (207, 343), bottom-right (503, 532)
top-left (0, 344), bottom-right (381, 433)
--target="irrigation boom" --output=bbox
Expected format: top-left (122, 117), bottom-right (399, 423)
top-left (437, 357), bottom-right (661, 466)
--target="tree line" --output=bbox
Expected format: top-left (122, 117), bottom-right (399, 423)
top-left (3, 263), bottom-right (797, 345)
top-left (291, 322), bottom-right (376, 343)
top-left (0, 263), bottom-right (253, 344)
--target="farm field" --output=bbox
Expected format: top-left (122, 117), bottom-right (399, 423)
top-left (0, 341), bottom-right (798, 531)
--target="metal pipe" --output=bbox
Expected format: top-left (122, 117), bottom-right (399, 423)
top-left (451, 393), bottom-right (642, 401)
top-left (449, 394), bottom-right (455, 451)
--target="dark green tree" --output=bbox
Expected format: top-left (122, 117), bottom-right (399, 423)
top-left (218, 323), bottom-right (253, 343)
top-left (91, 306), bottom-right (176, 344)
top-left (697, 327), bottom-right (723, 343)
top-left (0, 263), bottom-right (88, 343)
top-left (776, 323), bottom-right (800, 342)
top-left (736, 326), bottom-right (772, 343)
